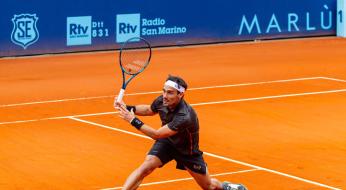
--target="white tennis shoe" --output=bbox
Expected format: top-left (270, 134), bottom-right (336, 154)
top-left (222, 182), bottom-right (248, 190)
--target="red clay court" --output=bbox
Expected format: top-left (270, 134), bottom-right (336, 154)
top-left (0, 37), bottom-right (346, 189)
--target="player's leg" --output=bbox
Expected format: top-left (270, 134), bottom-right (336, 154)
top-left (122, 155), bottom-right (162, 190)
top-left (174, 153), bottom-right (223, 190)
top-left (177, 153), bottom-right (247, 190)
top-left (185, 166), bottom-right (223, 190)
top-left (122, 139), bottom-right (173, 190)
top-left (186, 167), bottom-right (248, 190)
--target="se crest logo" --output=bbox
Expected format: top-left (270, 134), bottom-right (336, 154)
top-left (11, 14), bottom-right (39, 49)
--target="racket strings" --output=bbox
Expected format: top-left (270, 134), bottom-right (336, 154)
top-left (122, 49), bottom-right (150, 74)
top-left (120, 39), bottom-right (151, 75)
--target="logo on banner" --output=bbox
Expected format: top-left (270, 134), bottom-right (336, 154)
top-left (116, 14), bottom-right (140, 43)
top-left (67, 16), bottom-right (92, 46)
top-left (115, 13), bottom-right (187, 43)
top-left (11, 14), bottom-right (39, 49)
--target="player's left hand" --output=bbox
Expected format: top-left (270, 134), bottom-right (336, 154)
top-left (114, 97), bottom-right (126, 109)
top-left (116, 103), bottom-right (135, 123)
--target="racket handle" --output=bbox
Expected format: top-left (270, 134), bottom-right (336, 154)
top-left (116, 89), bottom-right (125, 103)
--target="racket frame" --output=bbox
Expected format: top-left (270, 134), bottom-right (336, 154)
top-left (116, 37), bottom-right (151, 103)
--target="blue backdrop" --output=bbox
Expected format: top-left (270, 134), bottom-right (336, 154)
top-left (0, 0), bottom-right (336, 57)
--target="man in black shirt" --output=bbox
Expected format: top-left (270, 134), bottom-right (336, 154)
top-left (115, 75), bottom-right (247, 190)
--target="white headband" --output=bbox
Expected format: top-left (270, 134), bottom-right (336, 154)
top-left (164, 80), bottom-right (185, 93)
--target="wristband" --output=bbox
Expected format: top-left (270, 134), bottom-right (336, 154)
top-left (126, 105), bottom-right (136, 113)
top-left (130, 117), bottom-right (144, 130)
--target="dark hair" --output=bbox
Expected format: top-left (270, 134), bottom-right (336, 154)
top-left (166, 75), bottom-right (188, 92)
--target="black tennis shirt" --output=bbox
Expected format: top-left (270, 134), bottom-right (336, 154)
top-left (150, 95), bottom-right (202, 156)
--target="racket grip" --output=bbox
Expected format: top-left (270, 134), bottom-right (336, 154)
top-left (116, 89), bottom-right (125, 103)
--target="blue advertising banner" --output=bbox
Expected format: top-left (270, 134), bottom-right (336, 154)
top-left (0, 0), bottom-right (336, 57)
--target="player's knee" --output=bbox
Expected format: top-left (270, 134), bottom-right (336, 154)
top-left (138, 157), bottom-right (159, 176)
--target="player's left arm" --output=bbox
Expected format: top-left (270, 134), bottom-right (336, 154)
top-left (139, 124), bottom-right (177, 140)
top-left (114, 100), bottom-right (155, 116)
top-left (115, 103), bottom-right (177, 140)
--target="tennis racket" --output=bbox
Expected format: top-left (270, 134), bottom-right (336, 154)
top-left (115, 37), bottom-right (152, 103)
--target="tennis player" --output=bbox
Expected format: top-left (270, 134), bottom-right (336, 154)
top-left (115, 75), bottom-right (247, 190)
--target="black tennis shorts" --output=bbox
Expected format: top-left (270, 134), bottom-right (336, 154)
top-left (148, 139), bottom-right (207, 174)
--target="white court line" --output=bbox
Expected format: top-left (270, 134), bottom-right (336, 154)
top-left (69, 117), bottom-right (151, 140)
top-left (1, 88), bottom-right (346, 126)
top-left (319, 77), bottom-right (346, 83)
top-left (70, 117), bottom-right (341, 190)
top-left (101, 169), bottom-right (260, 190)
top-left (0, 111), bottom-right (118, 125)
top-left (55, 111), bottom-right (118, 119)
top-left (190, 89), bottom-right (346, 107)
top-left (0, 76), bottom-right (328, 108)
top-left (0, 95), bottom-right (116, 108)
